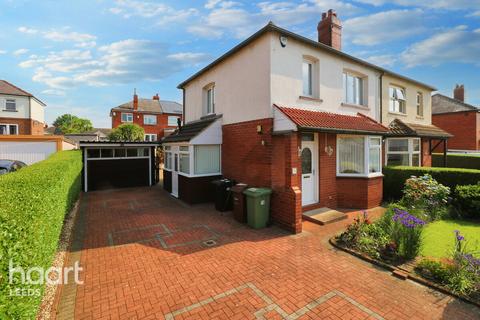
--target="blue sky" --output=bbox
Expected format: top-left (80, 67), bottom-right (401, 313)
top-left (1, 0), bottom-right (479, 127)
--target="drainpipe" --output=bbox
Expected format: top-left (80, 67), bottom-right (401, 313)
top-left (182, 87), bottom-right (186, 125)
top-left (379, 72), bottom-right (384, 124)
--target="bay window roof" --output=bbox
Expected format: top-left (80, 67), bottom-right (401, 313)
top-left (274, 105), bottom-right (388, 135)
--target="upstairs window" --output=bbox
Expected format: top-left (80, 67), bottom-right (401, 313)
top-left (143, 115), bottom-right (157, 125)
top-left (343, 73), bottom-right (364, 105)
top-left (416, 92), bottom-right (424, 117)
top-left (5, 99), bottom-right (16, 111)
top-left (168, 116), bottom-right (180, 126)
top-left (389, 86), bottom-right (406, 114)
top-left (302, 61), bottom-right (313, 96)
top-left (144, 134), bottom-right (157, 142)
top-left (121, 113), bottom-right (133, 122)
top-left (203, 84), bottom-right (215, 115)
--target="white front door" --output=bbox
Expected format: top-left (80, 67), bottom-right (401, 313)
top-left (171, 149), bottom-right (179, 197)
top-left (301, 134), bottom-right (317, 206)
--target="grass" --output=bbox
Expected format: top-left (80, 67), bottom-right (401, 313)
top-left (421, 219), bottom-right (480, 258)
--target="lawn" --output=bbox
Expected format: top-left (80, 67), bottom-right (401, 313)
top-left (421, 219), bottom-right (480, 258)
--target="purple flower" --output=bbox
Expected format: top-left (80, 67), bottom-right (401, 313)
top-left (392, 208), bottom-right (425, 228)
top-left (455, 230), bottom-right (465, 241)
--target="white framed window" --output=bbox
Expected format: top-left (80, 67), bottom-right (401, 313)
top-left (302, 61), bottom-right (313, 96)
top-left (194, 145), bottom-right (221, 175)
top-left (386, 138), bottom-right (421, 167)
top-left (144, 134), bottom-right (157, 142)
top-left (203, 84), bottom-right (215, 115)
top-left (168, 116), bottom-right (180, 126)
top-left (343, 72), bottom-right (365, 105)
top-left (416, 92), bottom-right (423, 117)
top-left (0, 124), bottom-right (18, 135)
top-left (5, 99), bottom-right (16, 111)
top-left (389, 86), bottom-right (406, 114)
top-left (337, 135), bottom-right (382, 177)
top-left (164, 151), bottom-right (172, 170)
top-left (179, 145), bottom-right (190, 174)
top-left (143, 115), bottom-right (157, 125)
top-left (121, 113), bottom-right (133, 122)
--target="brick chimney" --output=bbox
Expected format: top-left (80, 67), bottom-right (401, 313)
top-left (153, 93), bottom-right (160, 100)
top-left (454, 84), bottom-right (465, 102)
top-left (317, 9), bottom-right (342, 51)
top-left (133, 89), bottom-right (138, 110)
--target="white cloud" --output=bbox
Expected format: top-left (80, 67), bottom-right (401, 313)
top-left (13, 48), bottom-right (29, 56)
top-left (20, 39), bottom-right (210, 89)
top-left (41, 89), bottom-right (66, 96)
top-left (344, 9), bottom-right (425, 46)
top-left (205, 0), bottom-right (222, 9)
top-left (401, 26), bottom-right (480, 67)
top-left (18, 26), bottom-right (38, 34)
top-left (355, 0), bottom-right (480, 10)
top-left (364, 54), bottom-right (397, 67)
top-left (467, 10), bottom-right (480, 17)
top-left (109, 0), bottom-right (197, 25)
top-left (0, 50), bottom-right (7, 55)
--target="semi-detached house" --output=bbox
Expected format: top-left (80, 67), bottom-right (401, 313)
top-left (162, 10), bottom-right (450, 233)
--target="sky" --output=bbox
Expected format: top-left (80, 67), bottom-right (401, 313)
top-left (1, 0), bottom-right (479, 128)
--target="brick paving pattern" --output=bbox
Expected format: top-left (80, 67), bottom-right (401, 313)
top-left (54, 186), bottom-right (480, 319)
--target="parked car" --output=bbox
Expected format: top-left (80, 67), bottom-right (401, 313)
top-left (0, 160), bottom-right (27, 175)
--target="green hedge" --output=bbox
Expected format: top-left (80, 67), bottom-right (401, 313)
top-left (383, 166), bottom-right (480, 200)
top-left (453, 184), bottom-right (480, 219)
top-left (0, 150), bottom-right (82, 319)
top-left (432, 153), bottom-right (480, 170)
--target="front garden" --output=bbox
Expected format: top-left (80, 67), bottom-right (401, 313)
top-left (335, 173), bottom-right (480, 303)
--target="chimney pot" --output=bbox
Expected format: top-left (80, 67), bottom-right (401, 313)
top-left (453, 84), bottom-right (465, 102)
top-left (318, 9), bottom-right (342, 51)
top-left (153, 93), bottom-right (160, 100)
top-left (133, 89), bottom-right (138, 110)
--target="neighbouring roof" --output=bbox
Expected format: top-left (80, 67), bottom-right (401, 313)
top-left (0, 80), bottom-right (46, 106)
top-left (432, 94), bottom-right (479, 114)
top-left (111, 99), bottom-right (182, 114)
top-left (45, 127), bottom-right (112, 136)
top-left (162, 114), bottom-right (221, 143)
top-left (177, 22), bottom-right (436, 91)
top-left (275, 105), bottom-right (388, 134)
top-left (79, 141), bottom-right (159, 146)
top-left (388, 119), bottom-right (452, 139)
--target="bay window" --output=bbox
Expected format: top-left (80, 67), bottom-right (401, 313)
top-left (389, 86), bottom-right (406, 114)
top-left (343, 72), bottom-right (365, 106)
top-left (386, 138), bottom-right (420, 166)
top-left (337, 135), bottom-right (382, 177)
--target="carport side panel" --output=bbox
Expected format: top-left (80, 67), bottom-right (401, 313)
top-left (87, 158), bottom-right (150, 191)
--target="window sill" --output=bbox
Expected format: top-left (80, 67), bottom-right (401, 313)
top-left (341, 103), bottom-right (370, 110)
top-left (336, 172), bottom-right (384, 179)
top-left (299, 96), bottom-right (323, 103)
top-left (388, 111), bottom-right (407, 117)
top-left (416, 116), bottom-right (424, 120)
top-left (2, 110), bottom-right (18, 112)
top-left (143, 124), bottom-right (157, 126)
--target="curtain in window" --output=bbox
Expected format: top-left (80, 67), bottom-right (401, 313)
top-left (338, 137), bottom-right (365, 174)
top-left (195, 145), bottom-right (220, 174)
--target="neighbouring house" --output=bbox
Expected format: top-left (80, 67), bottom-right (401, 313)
top-left (432, 85), bottom-right (480, 152)
top-left (162, 10), bottom-right (448, 233)
top-left (110, 91), bottom-right (183, 141)
top-left (0, 80), bottom-right (46, 135)
top-left (45, 127), bottom-right (112, 147)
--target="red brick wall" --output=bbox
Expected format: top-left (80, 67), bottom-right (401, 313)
top-left (318, 133), bottom-right (337, 208)
top-left (0, 117), bottom-right (44, 135)
top-left (222, 118), bottom-right (273, 187)
top-left (337, 176), bottom-right (383, 209)
top-left (432, 111), bottom-right (479, 150)
top-left (421, 138), bottom-right (431, 167)
top-left (111, 111), bottom-right (181, 140)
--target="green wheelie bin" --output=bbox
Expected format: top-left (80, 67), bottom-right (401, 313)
top-left (243, 187), bottom-right (272, 229)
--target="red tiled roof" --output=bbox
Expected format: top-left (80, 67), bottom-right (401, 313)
top-left (0, 80), bottom-right (33, 96)
top-left (275, 104), bottom-right (388, 134)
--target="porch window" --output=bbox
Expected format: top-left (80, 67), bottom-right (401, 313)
top-left (343, 72), bottom-right (364, 105)
top-left (179, 146), bottom-right (190, 174)
top-left (164, 151), bottom-right (172, 170)
top-left (194, 145), bottom-right (220, 175)
top-left (389, 86), bottom-right (406, 114)
top-left (386, 138), bottom-right (420, 166)
top-left (337, 135), bottom-right (383, 177)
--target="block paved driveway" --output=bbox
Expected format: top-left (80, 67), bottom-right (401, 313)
top-left (55, 186), bottom-right (480, 320)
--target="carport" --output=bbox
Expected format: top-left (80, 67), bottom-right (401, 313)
top-left (80, 141), bottom-right (158, 192)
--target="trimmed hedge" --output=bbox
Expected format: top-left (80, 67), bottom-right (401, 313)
top-left (0, 150), bottom-right (82, 319)
top-left (432, 153), bottom-right (480, 170)
top-left (383, 166), bottom-right (480, 200)
top-left (454, 184), bottom-right (480, 219)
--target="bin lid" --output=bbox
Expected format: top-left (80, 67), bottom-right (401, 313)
top-left (231, 183), bottom-right (248, 192)
top-left (243, 187), bottom-right (272, 197)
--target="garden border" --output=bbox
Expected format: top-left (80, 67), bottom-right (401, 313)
top-left (329, 236), bottom-right (480, 308)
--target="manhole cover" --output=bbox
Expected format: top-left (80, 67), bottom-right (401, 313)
top-left (203, 239), bottom-right (217, 247)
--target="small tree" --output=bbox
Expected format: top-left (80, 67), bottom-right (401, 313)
top-left (53, 114), bottom-right (93, 134)
top-left (109, 124), bottom-right (145, 141)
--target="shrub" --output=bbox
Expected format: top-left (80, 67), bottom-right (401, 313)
top-left (453, 184), bottom-right (480, 219)
top-left (109, 123), bottom-right (145, 141)
top-left (383, 166), bottom-right (480, 200)
top-left (390, 209), bottom-right (426, 260)
top-left (432, 153), bottom-right (480, 170)
top-left (0, 151), bottom-right (82, 319)
top-left (402, 175), bottom-right (450, 221)
top-left (415, 259), bottom-right (450, 283)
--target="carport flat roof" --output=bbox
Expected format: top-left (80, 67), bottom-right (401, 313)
top-left (79, 141), bottom-right (160, 147)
